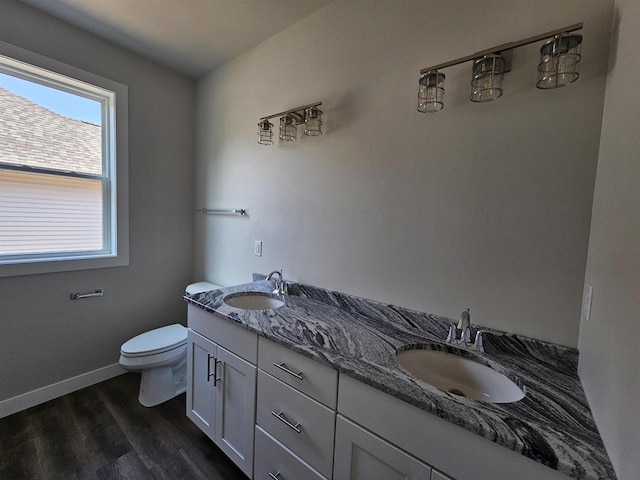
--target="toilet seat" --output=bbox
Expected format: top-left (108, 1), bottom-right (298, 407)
top-left (120, 324), bottom-right (187, 357)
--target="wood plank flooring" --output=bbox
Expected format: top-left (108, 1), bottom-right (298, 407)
top-left (0, 373), bottom-right (248, 480)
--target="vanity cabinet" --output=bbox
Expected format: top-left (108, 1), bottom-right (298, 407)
top-left (333, 415), bottom-right (432, 480)
top-left (186, 305), bottom-right (257, 478)
top-left (254, 337), bottom-right (338, 480)
top-left (185, 302), bottom-right (573, 480)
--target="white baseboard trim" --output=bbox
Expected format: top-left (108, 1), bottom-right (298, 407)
top-left (0, 363), bottom-right (126, 419)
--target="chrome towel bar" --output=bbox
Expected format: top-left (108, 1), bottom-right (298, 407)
top-left (196, 208), bottom-right (246, 216)
top-left (70, 289), bottom-right (104, 300)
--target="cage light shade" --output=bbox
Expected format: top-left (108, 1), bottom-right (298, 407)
top-left (536, 33), bottom-right (582, 89)
top-left (417, 71), bottom-right (445, 113)
top-left (257, 119), bottom-right (274, 145)
top-left (279, 114), bottom-right (297, 141)
top-left (470, 54), bottom-right (505, 102)
top-left (304, 107), bottom-right (323, 136)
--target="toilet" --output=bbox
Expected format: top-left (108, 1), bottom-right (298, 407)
top-left (119, 282), bottom-right (221, 407)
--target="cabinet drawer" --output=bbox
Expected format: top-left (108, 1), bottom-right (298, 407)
top-left (258, 336), bottom-right (338, 408)
top-left (188, 304), bottom-right (257, 363)
top-left (255, 426), bottom-right (327, 480)
top-left (257, 371), bottom-right (335, 478)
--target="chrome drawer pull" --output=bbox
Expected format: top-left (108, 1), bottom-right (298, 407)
top-left (271, 410), bottom-right (302, 433)
top-left (207, 354), bottom-right (221, 386)
top-left (70, 289), bottom-right (104, 300)
top-left (273, 362), bottom-right (304, 381)
top-left (268, 472), bottom-right (281, 480)
top-left (207, 354), bottom-right (214, 381)
top-left (213, 359), bottom-right (222, 386)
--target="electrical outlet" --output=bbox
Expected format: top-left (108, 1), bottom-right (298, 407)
top-left (254, 240), bottom-right (262, 257)
top-left (583, 283), bottom-right (593, 322)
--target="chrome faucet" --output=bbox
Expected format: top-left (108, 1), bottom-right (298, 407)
top-left (266, 270), bottom-right (287, 295)
top-left (446, 308), bottom-right (484, 352)
top-left (457, 308), bottom-right (471, 343)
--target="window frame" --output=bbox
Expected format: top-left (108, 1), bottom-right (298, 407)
top-left (0, 40), bottom-right (129, 277)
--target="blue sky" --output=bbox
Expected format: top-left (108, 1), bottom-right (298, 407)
top-left (0, 72), bottom-right (101, 124)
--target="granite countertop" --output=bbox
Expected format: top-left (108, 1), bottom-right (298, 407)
top-left (183, 279), bottom-right (616, 480)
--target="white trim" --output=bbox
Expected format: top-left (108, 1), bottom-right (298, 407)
top-left (0, 363), bottom-right (126, 419)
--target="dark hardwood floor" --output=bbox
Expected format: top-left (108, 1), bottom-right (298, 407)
top-left (0, 373), bottom-right (248, 480)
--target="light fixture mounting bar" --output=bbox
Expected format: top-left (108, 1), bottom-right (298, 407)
top-left (419, 22), bottom-right (583, 74)
top-left (260, 102), bottom-right (322, 121)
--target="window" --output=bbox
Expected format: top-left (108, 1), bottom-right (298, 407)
top-left (0, 41), bottom-right (128, 277)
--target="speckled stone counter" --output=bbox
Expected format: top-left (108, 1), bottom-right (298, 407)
top-left (183, 279), bottom-right (616, 480)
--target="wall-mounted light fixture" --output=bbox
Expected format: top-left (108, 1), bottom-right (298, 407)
top-left (536, 33), bottom-right (582, 89)
top-left (417, 71), bottom-right (445, 112)
top-left (257, 119), bottom-right (274, 145)
top-left (417, 23), bottom-right (583, 112)
top-left (279, 114), bottom-right (297, 141)
top-left (470, 54), bottom-right (505, 102)
top-left (258, 102), bottom-right (323, 145)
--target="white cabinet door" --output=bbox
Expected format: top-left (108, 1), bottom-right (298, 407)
top-left (187, 329), bottom-right (257, 477)
top-left (215, 344), bottom-right (257, 478)
top-left (186, 329), bottom-right (217, 440)
top-left (334, 415), bottom-right (431, 480)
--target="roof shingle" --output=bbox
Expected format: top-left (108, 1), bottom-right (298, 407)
top-left (0, 86), bottom-right (101, 175)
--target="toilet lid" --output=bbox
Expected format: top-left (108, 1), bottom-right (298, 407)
top-left (121, 324), bottom-right (187, 356)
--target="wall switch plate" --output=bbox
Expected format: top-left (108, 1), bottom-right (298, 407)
top-left (254, 240), bottom-right (262, 257)
top-left (583, 283), bottom-right (593, 322)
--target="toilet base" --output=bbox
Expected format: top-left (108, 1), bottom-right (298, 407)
top-left (137, 357), bottom-right (187, 407)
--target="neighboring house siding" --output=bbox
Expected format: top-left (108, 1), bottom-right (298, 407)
top-left (0, 87), bottom-right (102, 255)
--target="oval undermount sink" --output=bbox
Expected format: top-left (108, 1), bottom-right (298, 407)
top-left (396, 347), bottom-right (525, 403)
top-left (223, 292), bottom-right (284, 310)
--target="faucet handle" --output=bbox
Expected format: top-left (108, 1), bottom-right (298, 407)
top-left (474, 330), bottom-right (485, 352)
top-left (446, 324), bottom-right (457, 343)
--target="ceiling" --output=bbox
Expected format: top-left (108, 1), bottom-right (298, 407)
top-left (20, 0), bottom-right (334, 78)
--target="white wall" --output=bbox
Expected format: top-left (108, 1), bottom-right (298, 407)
top-left (0, 0), bottom-right (195, 402)
top-left (579, 0), bottom-right (640, 478)
top-left (195, 0), bottom-right (612, 347)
